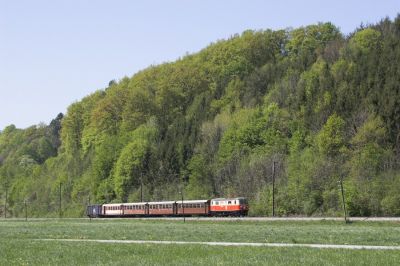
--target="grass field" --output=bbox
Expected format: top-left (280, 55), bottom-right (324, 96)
top-left (1, 218), bottom-right (400, 265)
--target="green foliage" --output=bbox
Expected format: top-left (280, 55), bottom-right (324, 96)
top-left (2, 17), bottom-right (400, 217)
top-left (316, 114), bottom-right (346, 157)
top-left (350, 28), bottom-right (382, 53)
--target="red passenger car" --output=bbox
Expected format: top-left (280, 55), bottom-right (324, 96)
top-left (147, 201), bottom-right (175, 216)
top-left (176, 200), bottom-right (209, 216)
top-left (122, 202), bottom-right (147, 216)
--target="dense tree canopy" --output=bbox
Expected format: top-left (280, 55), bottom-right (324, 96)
top-left (1, 17), bottom-right (400, 217)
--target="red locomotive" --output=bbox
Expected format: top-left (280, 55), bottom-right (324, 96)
top-left (87, 197), bottom-right (248, 218)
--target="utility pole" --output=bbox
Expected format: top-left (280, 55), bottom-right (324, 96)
top-left (4, 187), bottom-right (7, 219)
top-left (59, 182), bottom-right (62, 219)
top-left (272, 161), bottom-right (276, 217)
top-left (181, 190), bottom-right (185, 223)
top-left (339, 177), bottom-right (347, 223)
top-left (140, 173), bottom-right (143, 202)
top-left (88, 195), bottom-right (91, 222)
top-left (24, 200), bottom-right (28, 221)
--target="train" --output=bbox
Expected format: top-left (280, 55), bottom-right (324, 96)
top-left (86, 197), bottom-right (249, 218)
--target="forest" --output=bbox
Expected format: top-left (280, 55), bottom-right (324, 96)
top-left (1, 16), bottom-right (400, 217)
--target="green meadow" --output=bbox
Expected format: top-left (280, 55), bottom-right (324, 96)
top-left (1, 218), bottom-right (399, 265)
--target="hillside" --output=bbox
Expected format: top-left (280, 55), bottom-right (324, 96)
top-left (1, 16), bottom-right (400, 217)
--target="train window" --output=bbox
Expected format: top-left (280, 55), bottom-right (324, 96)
top-left (228, 201), bottom-right (231, 204)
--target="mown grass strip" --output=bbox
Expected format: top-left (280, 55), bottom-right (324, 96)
top-left (37, 238), bottom-right (400, 250)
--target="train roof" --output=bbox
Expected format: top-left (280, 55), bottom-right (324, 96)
top-left (147, 201), bottom-right (176, 205)
top-left (103, 202), bottom-right (147, 206)
top-left (178, 200), bottom-right (209, 203)
top-left (103, 203), bottom-right (124, 207)
top-left (122, 202), bottom-right (147, 206)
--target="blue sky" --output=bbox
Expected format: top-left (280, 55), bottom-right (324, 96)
top-left (1, 0), bottom-right (399, 130)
